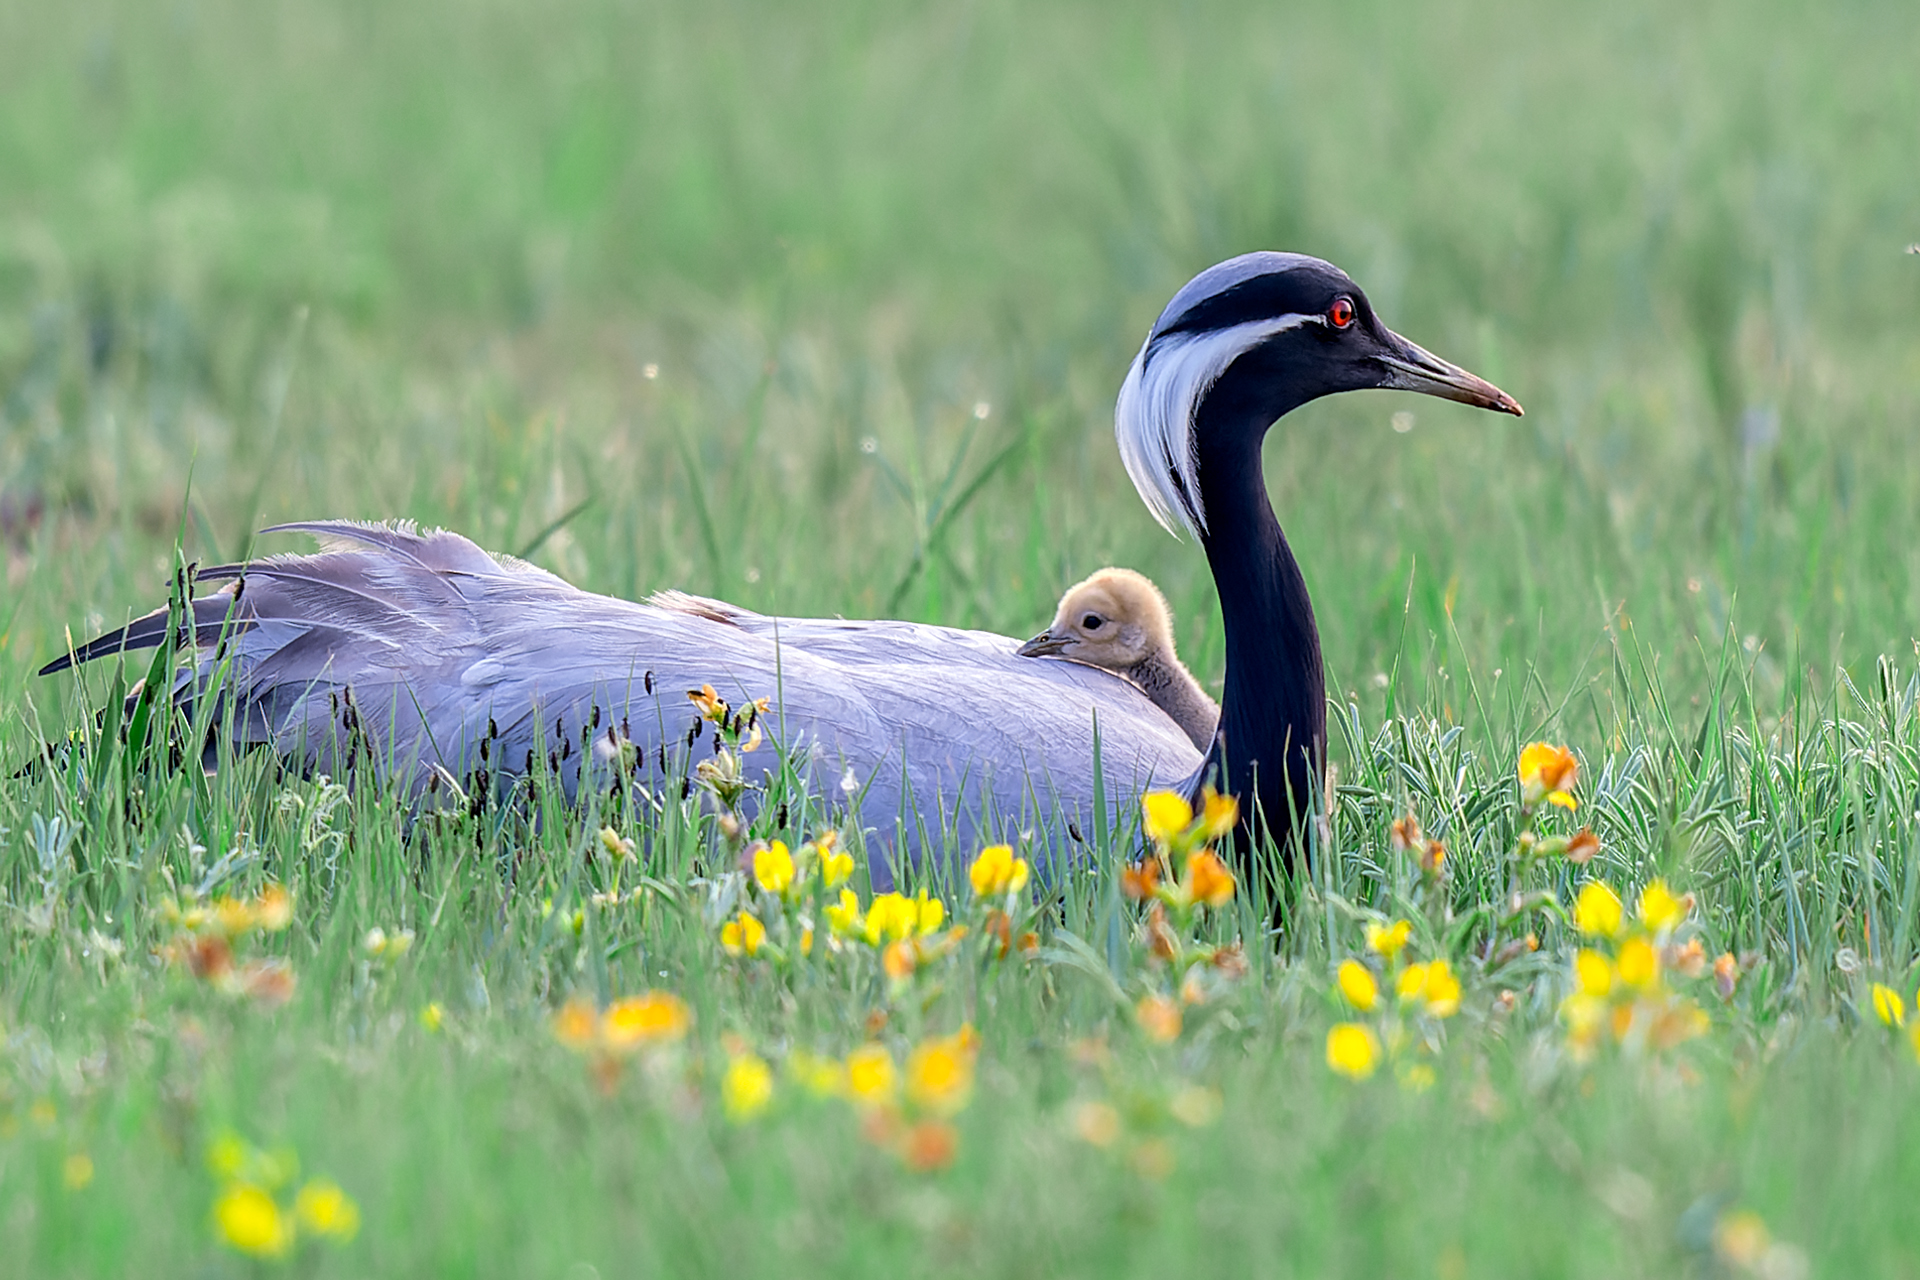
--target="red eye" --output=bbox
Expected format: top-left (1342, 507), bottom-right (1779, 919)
top-left (1328, 297), bottom-right (1355, 329)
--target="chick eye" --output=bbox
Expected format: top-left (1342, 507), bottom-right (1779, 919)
top-left (1328, 296), bottom-right (1355, 330)
top-left (1082, 614), bottom-right (1104, 631)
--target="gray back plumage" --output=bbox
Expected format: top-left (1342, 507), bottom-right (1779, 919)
top-left (56, 522), bottom-right (1201, 882)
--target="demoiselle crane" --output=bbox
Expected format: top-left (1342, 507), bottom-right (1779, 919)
top-left (42, 253), bottom-right (1520, 880)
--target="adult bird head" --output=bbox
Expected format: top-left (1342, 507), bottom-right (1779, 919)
top-left (1115, 252), bottom-right (1522, 539)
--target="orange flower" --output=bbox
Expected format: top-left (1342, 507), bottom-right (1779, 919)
top-left (1518, 742), bottom-right (1579, 809)
top-left (899, 1119), bottom-right (959, 1171)
top-left (1713, 952), bottom-right (1740, 1001)
top-left (688, 684), bottom-right (728, 722)
top-left (882, 940), bottom-right (918, 980)
top-left (601, 991), bottom-right (692, 1050)
top-left (1564, 829), bottom-right (1601, 864)
top-left (1121, 859), bottom-right (1162, 901)
top-left (1389, 814), bottom-right (1422, 852)
top-left (553, 998), bottom-right (599, 1049)
top-left (1136, 993), bottom-right (1182, 1043)
top-left (1184, 851), bottom-right (1236, 909)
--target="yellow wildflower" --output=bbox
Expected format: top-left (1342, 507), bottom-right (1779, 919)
top-left (1616, 935), bottom-right (1659, 989)
top-left (1561, 993), bottom-right (1608, 1053)
top-left (906, 1028), bottom-right (978, 1115)
top-left (294, 1178), bottom-right (360, 1241)
top-left (1185, 850), bottom-right (1236, 908)
top-left (862, 891), bottom-right (944, 945)
top-left (1136, 993), bottom-right (1183, 1043)
top-left (819, 836), bottom-right (855, 888)
top-left (1397, 1062), bottom-right (1437, 1093)
top-left (1337, 959), bottom-right (1379, 1011)
top-left (213, 896), bottom-right (257, 938)
top-left (1574, 949), bottom-right (1613, 997)
top-left (1199, 787), bottom-right (1239, 839)
top-left (1518, 742), bottom-right (1579, 809)
top-left (213, 1182), bottom-right (294, 1258)
top-left (1871, 982), bottom-right (1906, 1028)
top-left (63, 1153), bottom-right (94, 1190)
top-left (969, 844), bottom-right (1031, 897)
top-left (845, 1044), bottom-right (897, 1105)
top-left (1326, 1022), bottom-right (1380, 1079)
top-left (722, 1053), bottom-right (776, 1121)
top-left (753, 841), bottom-right (796, 895)
top-left (601, 991), bottom-right (692, 1050)
top-left (1365, 919), bottom-right (1412, 958)
top-left (1421, 959), bottom-right (1461, 1017)
top-left (1397, 961), bottom-right (1431, 1003)
top-left (1142, 791), bottom-right (1194, 844)
top-left (720, 911), bottom-right (767, 957)
top-left (1574, 882), bottom-right (1624, 937)
top-left (1637, 879), bottom-right (1689, 934)
top-left (825, 889), bottom-right (864, 936)
top-left (787, 1051), bottom-right (846, 1097)
top-left (419, 1002), bottom-right (444, 1032)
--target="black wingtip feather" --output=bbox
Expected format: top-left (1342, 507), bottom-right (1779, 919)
top-left (38, 597), bottom-right (256, 677)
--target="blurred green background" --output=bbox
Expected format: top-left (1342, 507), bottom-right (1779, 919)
top-left (4, 0), bottom-right (1918, 742)
top-left (6, 6), bottom-right (1920, 1276)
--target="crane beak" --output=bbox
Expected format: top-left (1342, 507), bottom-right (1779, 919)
top-left (1377, 332), bottom-right (1524, 416)
top-left (1018, 630), bottom-right (1072, 658)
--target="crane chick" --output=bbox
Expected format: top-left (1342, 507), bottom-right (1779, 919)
top-left (1018, 568), bottom-right (1218, 751)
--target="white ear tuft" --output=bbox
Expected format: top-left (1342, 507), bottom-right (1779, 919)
top-left (1114, 315), bottom-right (1315, 538)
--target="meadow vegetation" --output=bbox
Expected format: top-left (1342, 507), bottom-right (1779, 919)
top-left (3, 0), bottom-right (1920, 1274)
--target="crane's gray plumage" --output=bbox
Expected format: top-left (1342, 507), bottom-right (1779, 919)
top-left (47, 521), bottom-right (1199, 882)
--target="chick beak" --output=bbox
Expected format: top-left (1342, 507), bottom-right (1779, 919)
top-left (1018, 630), bottom-right (1072, 658)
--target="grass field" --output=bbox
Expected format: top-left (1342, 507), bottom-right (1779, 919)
top-left (5, 0), bottom-right (1920, 1274)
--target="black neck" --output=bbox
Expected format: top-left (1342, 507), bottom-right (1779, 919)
top-left (1192, 390), bottom-right (1325, 866)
